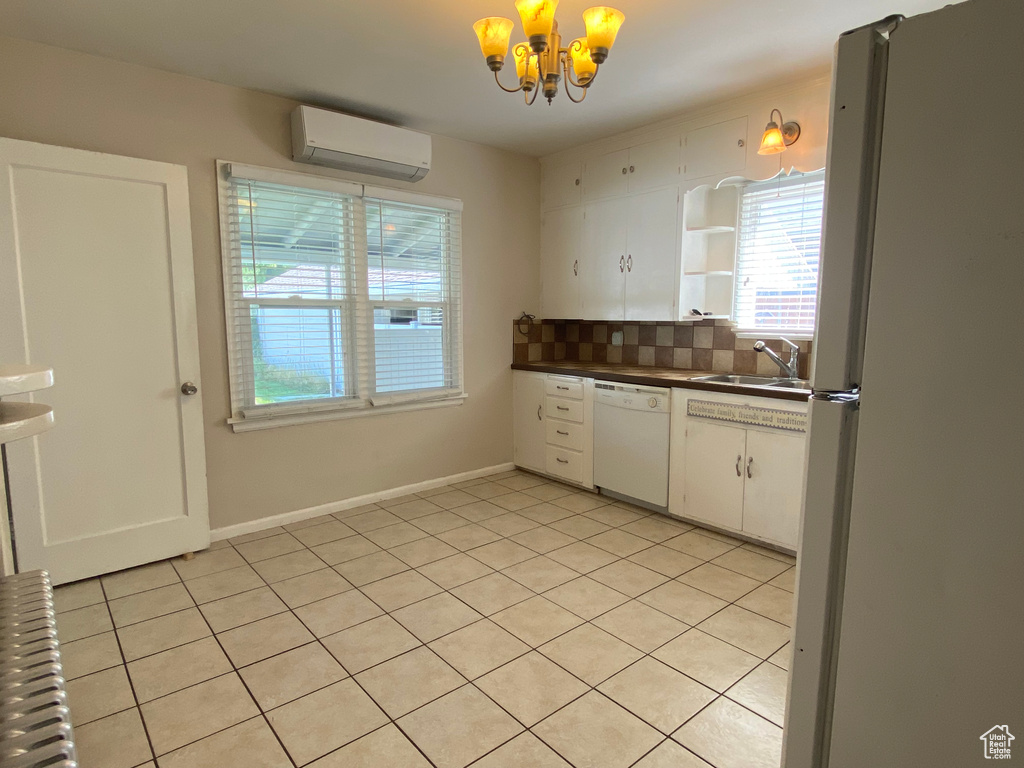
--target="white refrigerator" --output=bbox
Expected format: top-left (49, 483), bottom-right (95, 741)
top-left (784, 1), bottom-right (1024, 767)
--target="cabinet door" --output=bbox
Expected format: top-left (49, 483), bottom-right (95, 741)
top-left (541, 206), bottom-right (582, 318)
top-left (582, 148), bottom-right (629, 201)
top-left (683, 419), bottom-right (746, 531)
top-left (683, 116), bottom-right (748, 179)
top-left (625, 187), bottom-right (679, 320)
top-left (628, 135), bottom-right (681, 193)
top-left (512, 371), bottom-right (547, 472)
top-left (581, 198), bottom-right (627, 320)
top-left (542, 160), bottom-right (582, 209)
top-left (742, 429), bottom-right (807, 548)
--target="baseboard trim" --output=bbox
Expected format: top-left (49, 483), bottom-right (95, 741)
top-left (210, 462), bottom-right (516, 542)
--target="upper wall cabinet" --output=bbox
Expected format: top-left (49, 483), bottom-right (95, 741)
top-left (580, 187), bottom-right (679, 321)
top-left (626, 136), bottom-right (682, 193)
top-left (541, 206), bottom-right (584, 318)
top-left (581, 136), bottom-right (682, 203)
top-left (541, 160), bottom-right (582, 209)
top-left (582, 148), bottom-right (630, 202)
top-left (683, 117), bottom-right (748, 180)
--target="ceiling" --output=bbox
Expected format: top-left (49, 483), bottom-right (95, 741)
top-left (1, 0), bottom-right (953, 156)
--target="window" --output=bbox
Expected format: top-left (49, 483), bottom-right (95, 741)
top-left (219, 163), bottom-right (463, 429)
top-left (733, 171), bottom-right (825, 336)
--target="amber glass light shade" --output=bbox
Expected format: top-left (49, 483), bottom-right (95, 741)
top-left (473, 17), bottom-right (515, 59)
top-left (515, 0), bottom-right (558, 40)
top-left (583, 6), bottom-right (624, 61)
top-left (758, 121), bottom-right (787, 155)
top-left (514, 44), bottom-right (539, 83)
top-left (569, 39), bottom-right (598, 84)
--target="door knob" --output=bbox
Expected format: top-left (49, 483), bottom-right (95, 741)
top-left (181, 382), bottom-right (198, 396)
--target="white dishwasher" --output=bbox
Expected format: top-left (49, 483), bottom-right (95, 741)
top-left (593, 381), bottom-right (671, 508)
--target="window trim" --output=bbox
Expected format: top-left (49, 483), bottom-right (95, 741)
top-left (216, 160), bottom-right (465, 432)
top-left (731, 169), bottom-right (825, 339)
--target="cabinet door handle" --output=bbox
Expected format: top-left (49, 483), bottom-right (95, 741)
top-left (557, 457), bottom-right (569, 464)
top-left (735, 455), bottom-right (742, 477)
top-left (556, 385), bottom-right (569, 390)
top-left (556, 429), bottom-right (569, 435)
top-left (629, 165), bottom-right (635, 173)
top-left (626, 254), bottom-right (633, 272)
top-left (747, 457), bottom-right (754, 478)
top-left (619, 255), bottom-right (625, 273)
top-left (621, 167), bottom-right (628, 175)
top-left (557, 405), bottom-right (569, 411)
top-left (573, 259), bottom-right (578, 276)
top-left (537, 405), bottom-right (542, 421)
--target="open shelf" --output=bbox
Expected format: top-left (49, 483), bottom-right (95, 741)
top-left (0, 401), bottom-right (54, 444)
top-left (685, 225), bottom-right (735, 233)
top-left (0, 365), bottom-right (54, 397)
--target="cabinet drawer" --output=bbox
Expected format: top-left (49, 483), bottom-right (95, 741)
top-left (545, 377), bottom-right (584, 400)
top-left (546, 445), bottom-right (585, 484)
top-left (546, 419), bottom-right (584, 451)
top-left (545, 397), bottom-right (584, 423)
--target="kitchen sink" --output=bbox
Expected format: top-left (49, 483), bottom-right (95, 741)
top-left (769, 379), bottom-right (812, 390)
top-left (691, 374), bottom-right (812, 391)
top-left (691, 374), bottom-right (780, 385)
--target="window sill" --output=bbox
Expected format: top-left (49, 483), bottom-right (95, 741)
top-left (227, 393), bottom-right (467, 433)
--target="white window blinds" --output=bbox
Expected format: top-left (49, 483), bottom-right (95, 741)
top-left (364, 198), bottom-right (462, 405)
top-left (733, 171), bottom-right (825, 336)
top-left (219, 163), bottom-right (464, 424)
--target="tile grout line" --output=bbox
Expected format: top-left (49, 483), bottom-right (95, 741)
top-left (58, 471), bottom-right (792, 768)
top-left (95, 576), bottom-right (161, 768)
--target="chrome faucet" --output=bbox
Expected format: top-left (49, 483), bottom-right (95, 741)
top-left (754, 338), bottom-right (800, 379)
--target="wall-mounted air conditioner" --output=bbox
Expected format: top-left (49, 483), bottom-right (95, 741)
top-left (291, 105), bottom-right (431, 182)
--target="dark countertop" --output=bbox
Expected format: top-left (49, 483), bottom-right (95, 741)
top-left (511, 361), bottom-right (811, 403)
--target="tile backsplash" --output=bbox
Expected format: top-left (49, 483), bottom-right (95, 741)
top-left (513, 318), bottom-right (812, 379)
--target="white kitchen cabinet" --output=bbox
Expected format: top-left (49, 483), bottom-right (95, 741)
top-left (512, 371), bottom-right (547, 473)
top-left (542, 160), bottom-right (582, 209)
top-left (582, 148), bottom-right (630, 202)
top-left (683, 116), bottom-right (748, 180)
top-left (625, 187), bottom-right (680, 320)
top-left (682, 418), bottom-right (746, 531)
top-left (513, 372), bottom-right (594, 488)
top-left (669, 389), bottom-right (808, 550)
top-left (541, 206), bottom-right (583, 318)
top-left (581, 187), bottom-right (679, 321)
top-left (583, 138), bottom-right (681, 202)
top-left (627, 135), bottom-right (682, 193)
top-left (742, 429), bottom-right (806, 547)
top-left (581, 197), bottom-right (628, 320)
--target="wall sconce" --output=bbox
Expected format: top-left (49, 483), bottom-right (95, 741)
top-left (758, 108), bottom-right (801, 155)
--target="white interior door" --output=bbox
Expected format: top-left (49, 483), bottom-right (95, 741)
top-left (0, 138), bottom-right (209, 585)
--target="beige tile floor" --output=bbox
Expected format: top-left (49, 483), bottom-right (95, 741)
top-left (53, 469), bottom-right (796, 768)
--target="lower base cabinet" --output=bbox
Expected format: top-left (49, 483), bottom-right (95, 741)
top-left (669, 389), bottom-right (808, 550)
top-left (513, 370), bottom-right (593, 488)
top-left (512, 371), bottom-right (547, 473)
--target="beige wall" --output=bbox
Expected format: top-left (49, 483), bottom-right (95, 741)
top-left (0, 36), bottom-right (541, 530)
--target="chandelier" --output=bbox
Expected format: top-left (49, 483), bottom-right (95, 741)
top-left (473, 2), bottom-right (625, 105)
